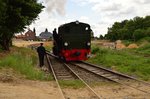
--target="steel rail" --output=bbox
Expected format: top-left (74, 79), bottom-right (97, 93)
top-left (82, 61), bottom-right (150, 86)
top-left (70, 62), bottom-right (123, 83)
top-left (63, 63), bottom-right (103, 99)
top-left (46, 52), bottom-right (150, 95)
top-left (71, 62), bottom-right (150, 95)
top-left (46, 52), bottom-right (102, 98)
top-left (69, 63), bottom-right (147, 98)
top-left (81, 61), bottom-right (150, 94)
top-left (45, 54), bottom-right (65, 99)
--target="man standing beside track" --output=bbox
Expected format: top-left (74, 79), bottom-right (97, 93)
top-left (37, 43), bottom-right (46, 67)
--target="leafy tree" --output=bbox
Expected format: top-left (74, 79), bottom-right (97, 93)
top-left (118, 28), bottom-right (129, 40)
top-left (133, 17), bottom-right (144, 29)
top-left (145, 27), bottom-right (150, 37)
top-left (99, 35), bottom-right (104, 40)
top-left (143, 16), bottom-right (150, 29)
top-left (0, 0), bottom-right (44, 50)
top-left (105, 15), bottom-right (150, 41)
top-left (133, 29), bottom-right (145, 41)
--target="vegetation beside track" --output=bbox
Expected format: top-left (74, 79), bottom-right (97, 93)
top-left (0, 46), bottom-right (52, 81)
top-left (59, 80), bottom-right (85, 89)
top-left (88, 39), bottom-right (150, 81)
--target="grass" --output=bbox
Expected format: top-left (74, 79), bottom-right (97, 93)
top-left (122, 40), bottom-right (133, 46)
top-left (137, 37), bottom-right (150, 45)
top-left (44, 41), bottom-right (53, 51)
top-left (0, 46), bottom-right (52, 80)
top-left (0, 49), bottom-right (2, 52)
top-left (59, 80), bottom-right (85, 89)
top-left (88, 44), bottom-right (150, 81)
top-left (135, 43), bottom-right (150, 55)
top-left (45, 45), bottom-right (52, 51)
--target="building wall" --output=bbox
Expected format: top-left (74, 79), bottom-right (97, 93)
top-left (16, 30), bottom-right (36, 41)
top-left (25, 30), bottom-right (36, 40)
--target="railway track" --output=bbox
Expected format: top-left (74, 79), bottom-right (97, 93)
top-left (45, 51), bottom-right (150, 98)
top-left (46, 52), bottom-right (150, 98)
top-left (70, 61), bottom-right (150, 95)
top-left (45, 53), bottom-right (102, 99)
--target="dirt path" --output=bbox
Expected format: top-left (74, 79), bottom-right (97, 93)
top-left (0, 80), bottom-right (62, 99)
top-left (0, 67), bottom-right (150, 99)
top-left (1, 80), bottom-right (150, 99)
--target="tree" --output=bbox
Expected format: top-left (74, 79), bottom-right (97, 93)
top-left (145, 27), bottom-right (150, 37)
top-left (0, 0), bottom-right (44, 50)
top-left (105, 15), bottom-right (150, 41)
top-left (133, 29), bottom-right (145, 41)
top-left (99, 35), bottom-right (104, 40)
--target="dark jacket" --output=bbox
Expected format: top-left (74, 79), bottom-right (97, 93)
top-left (37, 46), bottom-right (46, 56)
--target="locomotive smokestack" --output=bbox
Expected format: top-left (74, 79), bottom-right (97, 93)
top-left (44, 0), bottom-right (67, 15)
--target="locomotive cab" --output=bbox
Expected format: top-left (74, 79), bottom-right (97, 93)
top-left (53, 21), bottom-right (91, 61)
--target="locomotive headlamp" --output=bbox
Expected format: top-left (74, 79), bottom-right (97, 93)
top-left (85, 27), bottom-right (89, 30)
top-left (87, 42), bottom-right (91, 46)
top-left (64, 42), bottom-right (68, 46)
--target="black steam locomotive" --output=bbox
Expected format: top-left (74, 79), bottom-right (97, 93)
top-left (52, 21), bottom-right (92, 61)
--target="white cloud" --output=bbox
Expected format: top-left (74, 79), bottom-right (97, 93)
top-left (29, 0), bottom-right (150, 37)
top-left (28, 10), bottom-right (65, 35)
top-left (134, 0), bottom-right (150, 4)
top-left (72, 0), bottom-right (150, 36)
top-left (28, 0), bottom-right (67, 35)
top-left (79, 16), bottom-right (89, 22)
top-left (44, 0), bottom-right (67, 16)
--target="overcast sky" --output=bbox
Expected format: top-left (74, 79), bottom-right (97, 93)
top-left (29, 0), bottom-right (150, 37)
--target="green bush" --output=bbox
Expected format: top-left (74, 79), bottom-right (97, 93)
top-left (122, 40), bottom-right (133, 46)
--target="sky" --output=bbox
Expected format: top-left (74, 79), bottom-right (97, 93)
top-left (29, 0), bottom-right (150, 37)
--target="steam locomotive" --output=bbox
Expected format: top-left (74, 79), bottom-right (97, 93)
top-left (52, 21), bottom-right (92, 61)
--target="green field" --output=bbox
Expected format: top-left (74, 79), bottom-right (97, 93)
top-left (88, 40), bottom-right (150, 81)
top-left (0, 46), bottom-right (52, 81)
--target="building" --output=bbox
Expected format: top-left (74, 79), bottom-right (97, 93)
top-left (39, 28), bottom-right (52, 41)
top-left (15, 28), bottom-right (36, 41)
top-left (24, 29), bottom-right (36, 40)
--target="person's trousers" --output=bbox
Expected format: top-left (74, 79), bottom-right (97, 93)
top-left (38, 55), bottom-right (44, 67)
